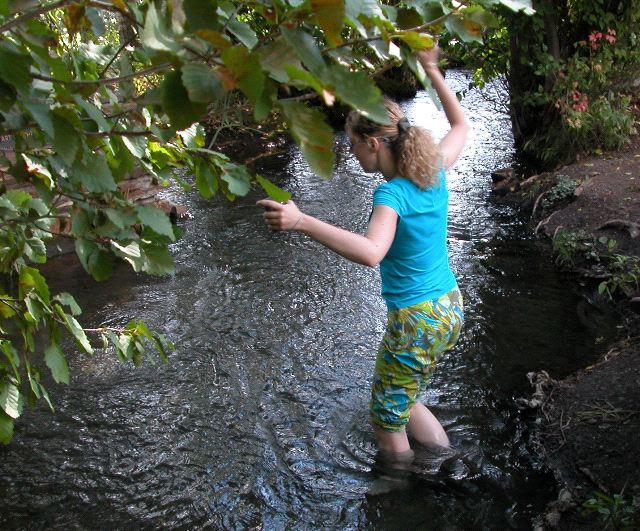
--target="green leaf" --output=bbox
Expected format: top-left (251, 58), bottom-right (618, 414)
top-left (256, 175), bottom-right (291, 202)
top-left (52, 112), bottom-right (80, 165)
top-left (0, 410), bottom-right (14, 445)
top-left (55, 305), bottom-right (93, 354)
top-left (0, 47), bottom-right (31, 94)
top-left (0, 340), bottom-right (20, 382)
top-left (279, 100), bottom-right (335, 179)
top-left (111, 241), bottom-right (144, 271)
top-left (22, 154), bottom-right (54, 189)
top-left (71, 154), bottom-right (117, 193)
top-left (73, 95), bottom-right (110, 132)
top-left (324, 65), bottom-right (389, 124)
top-left (3, 189), bottom-right (32, 208)
top-left (0, 79), bottom-right (16, 111)
top-left (281, 27), bottom-right (326, 75)
top-left (183, 0), bottom-right (219, 32)
top-left (105, 207), bottom-right (136, 230)
top-left (445, 14), bottom-right (483, 44)
top-left (345, 0), bottom-right (385, 36)
top-left (54, 293), bottom-right (82, 316)
top-left (24, 100), bottom-right (55, 138)
top-left (182, 64), bottom-right (225, 103)
top-left (394, 31), bottom-right (434, 51)
top-left (396, 7), bottom-right (423, 29)
top-left (195, 159), bottom-right (219, 199)
top-left (86, 6), bottom-right (106, 36)
top-left (283, 65), bottom-right (323, 92)
top-left (259, 39), bottom-right (303, 83)
top-left (0, 294), bottom-right (16, 318)
top-left (136, 205), bottom-right (175, 240)
top-left (161, 69), bottom-right (208, 131)
top-left (141, 3), bottom-right (181, 53)
top-left (221, 163), bottom-right (251, 196)
top-left (24, 237), bottom-right (47, 264)
top-left (0, 381), bottom-right (20, 418)
top-left (18, 266), bottom-right (50, 304)
top-left (226, 19), bottom-right (258, 50)
top-left (140, 244), bottom-right (174, 275)
top-left (75, 239), bottom-right (114, 281)
top-left (499, 0), bottom-right (535, 15)
top-left (221, 47), bottom-right (271, 120)
top-left (44, 343), bottom-right (70, 384)
top-left (121, 135), bottom-right (147, 159)
top-left (311, 0), bottom-right (345, 47)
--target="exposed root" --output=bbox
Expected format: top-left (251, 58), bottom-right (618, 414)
top-left (596, 219), bottom-right (640, 238)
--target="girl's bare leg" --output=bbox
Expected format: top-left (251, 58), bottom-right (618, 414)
top-left (373, 425), bottom-right (412, 454)
top-left (407, 402), bottom-right (450, 448)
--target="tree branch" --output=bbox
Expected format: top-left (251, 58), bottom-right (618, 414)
top-left (31, 62), bottom-right (172, 87)
top-left (0, 0), bottom-right (73, 34)
top-left (98, 34), bottom-right (137, 79)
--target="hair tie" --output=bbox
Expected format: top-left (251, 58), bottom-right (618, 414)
top-left (397, 117), bottom-right (410, 134)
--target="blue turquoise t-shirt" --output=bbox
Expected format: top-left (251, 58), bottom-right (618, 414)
top-left (372, 170), bottom-right (457, 310)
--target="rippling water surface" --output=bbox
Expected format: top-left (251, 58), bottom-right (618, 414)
top-left (1, 73), bottom-right (616, 529)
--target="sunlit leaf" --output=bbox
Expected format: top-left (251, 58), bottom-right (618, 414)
top-left (256, 175), bottom-right (291, 202)
top-left (0, 381), bottom-right (20, 418)
top-left (227, 19), bottom-right (259, 49)
top-left (18, 266), bottom-right (50, 304)
top-left (142, 3), bottom-right (181, 53)
top-left (394, 31), bottom-right (434, 51)
top-left (499, 0), bottom-right (535, 15)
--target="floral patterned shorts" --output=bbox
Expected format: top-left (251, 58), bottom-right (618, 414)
top-left (370, 287), bottom-right (464, 432)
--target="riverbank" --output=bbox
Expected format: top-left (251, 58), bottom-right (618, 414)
top-left (493, 135), bottom-right (640, 528)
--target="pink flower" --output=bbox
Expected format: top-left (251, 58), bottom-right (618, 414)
top-left (605, 34), bottom-right (616, 44)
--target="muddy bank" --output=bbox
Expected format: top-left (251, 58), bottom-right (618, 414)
top-left (492, 141), bottom-right (640, 529)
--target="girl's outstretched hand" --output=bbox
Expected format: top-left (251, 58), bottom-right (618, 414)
top-left (257, 199), bottom-right (305, 231)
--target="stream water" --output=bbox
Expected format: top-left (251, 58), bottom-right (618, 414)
top-left (1, 72), bottom-right (616, 529)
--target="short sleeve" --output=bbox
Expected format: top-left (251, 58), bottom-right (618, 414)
top-left (373, 182), bottom-right (403, 215)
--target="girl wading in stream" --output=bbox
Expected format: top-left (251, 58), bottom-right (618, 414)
top-left (258, 46), bottom-right (468, 460)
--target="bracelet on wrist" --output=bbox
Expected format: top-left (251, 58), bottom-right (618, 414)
top-left (292, 212), bottom-right (305, 230)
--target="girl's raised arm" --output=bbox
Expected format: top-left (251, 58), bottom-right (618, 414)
top-left (417, 47), bottom-right (469, 169)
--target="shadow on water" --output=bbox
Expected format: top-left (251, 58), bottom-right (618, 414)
top-left (0, 72), bottom-right (618, 529)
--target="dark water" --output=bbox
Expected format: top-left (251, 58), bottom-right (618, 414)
top-left (1, 73), bottom-right (616, 529)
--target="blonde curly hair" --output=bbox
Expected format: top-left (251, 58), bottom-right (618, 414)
top-left (345, 98), bottom-right (440, 189)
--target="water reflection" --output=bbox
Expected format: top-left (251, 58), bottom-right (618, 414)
top-left (0, 72), bottom-right (614, 529)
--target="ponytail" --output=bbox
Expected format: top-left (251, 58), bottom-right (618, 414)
top-left (346, 98), bottom-right (441, 189)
